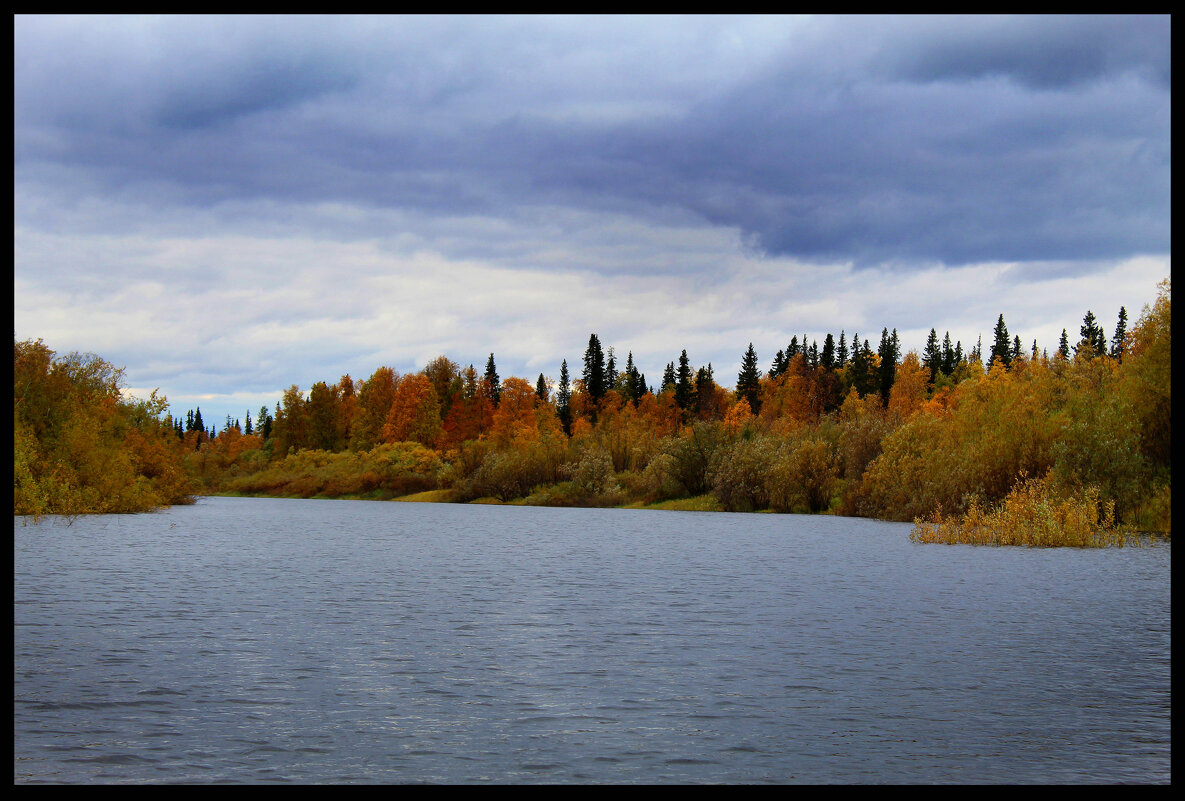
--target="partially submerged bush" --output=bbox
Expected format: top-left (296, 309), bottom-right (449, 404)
top-left (911, 472), bottom-right (1139, 547)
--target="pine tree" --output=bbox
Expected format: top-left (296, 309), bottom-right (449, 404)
top-left (606, 347), bottom-right (617, 390)
top-left (877, 328), bottom-right (899, 405)
top-left (1079, 311), bottom-right (1105, 357)
top-left (535, 373), bottom-right (548, 403)
top-left (1057, 329), bottom-right (1070, 359)
top-left (675, 349), bottom-right (694, 411)
top-left (990, 314), bottom-right (1011, 368)
top-left (662, 362), bottom-right (676, 392)
top-left (769, 349), bottom-right (786, 379)
top-left (626, 352), bottom-right (644, 405)
top-left (736, 343), bottom-right (762, 413)
top-left (244, 410), bottom-right (253, 436)
top-left (1110, 306), bottom-right (1128, 360)
top-left (1011, 335), bottom-right (1022, 364)
top-left (557, 359), bottom-right (572, 435)
top-left (941, 331), bottom-right (955, 375)
top-left (484, 353), bottom-right (501, 405)
top-left (820, 333), bottom-right (836, 372)
top-left (922, 328), bottom-right (941, 383)
top-left (582, 334), bottom-right (607, 402)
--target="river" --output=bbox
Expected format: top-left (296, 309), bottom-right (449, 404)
top-left (14, 496), bottom-right (1171, 783)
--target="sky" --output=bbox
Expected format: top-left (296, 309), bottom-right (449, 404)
top-left (14, 15), bottom-right (1171, 429)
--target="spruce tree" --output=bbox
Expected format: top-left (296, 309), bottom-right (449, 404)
top-left (1080, 311), bottom-right (1105, 357)
top-left (1011, 335), bottom-right (1022, 364)
top-left (820, 333), bottom-right (836, 372)
top-left (606, 347), bottom-right (617, 390)
top-left (837, 330), bottom-right (848, 368)
top-left (736, 343), bottom-right (762, 413)
top-left (662, 362), bottom-right (676, 392)
top-left (877, 328), bottom-right (898, 405)
top-left (536, 373), bottom-right (548, 403)
top-left (484, 353), bottom-right (501, 405)
top-left (941, 331), bottom-right (955, 375)
top-left (675, 349), bottom-right (694, 411)
top-left (990, 314), bottom-right (1011, 368)
top-left (1110, 306), bottom-right (1128, 360)
top-left (923, 328), bottom-right (941, 383)
top-left (769, 349), bottom-right (786, 379)
top-left (557, 359), bottom-right (572, 435)
top-left (244, 410), bottom-right (253, 436)
top-left (582, 334), bottom-right (606, 402)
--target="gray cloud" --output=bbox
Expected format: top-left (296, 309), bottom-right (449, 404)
top-left (16, 15), bottom-right (1170, 270)
top-left (14, 15), bottom-right (1172, 427)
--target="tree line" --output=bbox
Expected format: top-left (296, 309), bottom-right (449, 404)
top-left (15, 282), bottom-right (1170, 540)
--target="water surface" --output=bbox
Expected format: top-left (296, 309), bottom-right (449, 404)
top-left (14, 497), bottom-right (1171, 783)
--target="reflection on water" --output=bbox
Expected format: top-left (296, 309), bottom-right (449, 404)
top-left (14, 497), bottom-right (1171, 784)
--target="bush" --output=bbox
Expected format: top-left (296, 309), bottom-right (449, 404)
top-left (766, 436), bottom-right (840, 514)
top-left (708, 437), bottom-right (777, 512)
top-left (911, 472), bottom-right (1139, 547)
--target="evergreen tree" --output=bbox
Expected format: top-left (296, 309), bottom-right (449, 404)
top-left (624, 351), bottom-right (641, 405)
top-left (923, 328), bottom-right (942, 383)
top-left (1011, 335), bottom-right (1022, 364)
top-left (193, 407), bottom-right (204, 435)
top-left (628, 353), bottom-right (644, 405)
top-left (258, 405), bottom-right (274, 439)
top-left (694, 366), bottom-right (715, 418)
top-left (675, 349), bottom-right (694, 411)
top-left (1058, 329), bottom-right (1070, 359)
top-left (787, 336), bottom-right (800, 359)
top-left (582, 334), bottom-right (607, 402)
top-left (484, 353), bottom-right (501, 405)
top-left (820, 333), bottom-right (836, 372)
top-left (736, 343), bottom-right (762, 413)
top-left (859, 338), bottom-right (879, 396)
top-left (535, 373), bottom-right (548, 403)
top-left (769, 349), bottom-right (786, 379)
top-left (877, 328), bottom-right (899, 405)
top-left (556, 359), bottom-right (572, 435)
top-left (244, 410), bottom-right (253, 436)
top-left (661, 362), bottom-right (676, 392)
top-left (990, 314), bottom-right (1012, 368)
top-left (941, 331), bottom-right (955, 375)
top-left (1079, 310), bottom-right (1105, 357)
top-left (837, 330), bottom-right (848, 368)
top-left (606, 346), bottom-right (617, 390)
top-left (1110, 306), bottom-right (1128, 360)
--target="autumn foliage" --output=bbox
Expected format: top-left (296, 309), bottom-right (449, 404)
top-left (14, 339), bottom-right (195, 516)
top-left (19, 281), bottom-right (1170, 544)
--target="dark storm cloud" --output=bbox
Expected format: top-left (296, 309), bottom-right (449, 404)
top-left (15, 15), bottom-right (1171, 269)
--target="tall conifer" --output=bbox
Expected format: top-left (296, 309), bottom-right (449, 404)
top-left (736, 343), bottom-right (762, 413)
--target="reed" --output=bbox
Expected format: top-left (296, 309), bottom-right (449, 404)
top-left (911, 472), bottom-right (1138, 547)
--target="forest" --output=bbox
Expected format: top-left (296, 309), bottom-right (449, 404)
top-left (14, 279), bottom-right (1170, 544)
